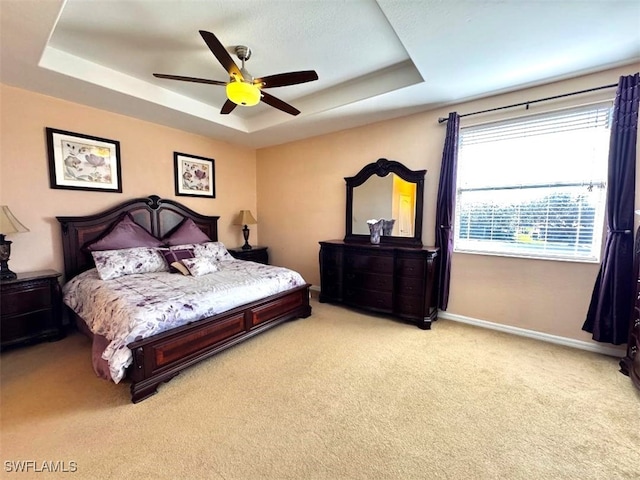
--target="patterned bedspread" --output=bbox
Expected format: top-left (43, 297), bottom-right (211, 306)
top-left (62, 259), bottom-right (307, 383)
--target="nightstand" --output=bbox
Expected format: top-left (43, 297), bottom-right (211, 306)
top-left (1, 270), bottom-right (64, 350)
top-left (228, 246), bottom-right (269, 265)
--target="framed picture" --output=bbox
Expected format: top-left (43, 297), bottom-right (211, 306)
top-left (174, 152), bottom-right (216, 198)
top-left (46, 127), bottom-right (122, 193)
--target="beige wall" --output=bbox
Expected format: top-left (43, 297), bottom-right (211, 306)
top-left (257, 63), bottom-right (640, 343)
top-left (2, 63), bottom-right (638, 345)
top-left (0, 85), bottom-right (257, 277)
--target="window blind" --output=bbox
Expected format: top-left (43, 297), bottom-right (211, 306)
top-left (454, 103), bottom-right (612, 262)
top-left (461, 104), bottom-right (612, 145)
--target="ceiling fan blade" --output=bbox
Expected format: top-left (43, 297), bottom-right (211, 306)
top-left (254, 70), bottom-right (318, 89)
top-left (153, 73), bottom-right (227, 86)
top-left (220, 99), bottom-right (237, 115)
top-left (199, 30), bottom-right (243, 80)
top-left (260, 91), bottom-right (300, 116)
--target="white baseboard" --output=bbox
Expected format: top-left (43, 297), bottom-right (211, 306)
top-left (310, 284), bottom-right (624, 357)
top-left (438, 311), bottom-right (626, 358)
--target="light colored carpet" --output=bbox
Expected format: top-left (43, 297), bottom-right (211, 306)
top-left (1, 298), bottom-right (639, 479)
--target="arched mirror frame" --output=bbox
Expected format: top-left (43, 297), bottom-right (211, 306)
top-left (344, 158), bottom-right (426, 247)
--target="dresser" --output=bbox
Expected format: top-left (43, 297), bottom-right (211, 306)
top-left (0, 270), bottom-right (64, 349)
top-left (319, 240), bottom-right (438, 329)
top-left (620, 225), bottom-right (640, 391)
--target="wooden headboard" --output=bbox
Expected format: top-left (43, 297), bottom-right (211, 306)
top-left (56, 195), bottom-right (219, 280)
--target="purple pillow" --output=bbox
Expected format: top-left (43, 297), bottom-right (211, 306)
top-left (162, 218), bottom-right (211, 246)
top-left (86, 214), bottom-right (163, 251)
top-left (159, 248), bottom-right (195, 273)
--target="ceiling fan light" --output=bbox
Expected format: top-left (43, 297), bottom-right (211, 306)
top-left (226, 81), bottom-right (261, 107)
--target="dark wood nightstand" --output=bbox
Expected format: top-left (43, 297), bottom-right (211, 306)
top-left (228, 246), bottom-right (269, 265)
top-left (1, 270), bottom-right (64, 350)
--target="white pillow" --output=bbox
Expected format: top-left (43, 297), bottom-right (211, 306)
top-left (181, 257), bottom-right (219, 277)
top-left (92, 247), bottom-right (168, 280)
top-left (171, 241), bottom-right (233, 263)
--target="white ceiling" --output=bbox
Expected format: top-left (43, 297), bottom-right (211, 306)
top-left (1, 0), bottom-right (639, 148)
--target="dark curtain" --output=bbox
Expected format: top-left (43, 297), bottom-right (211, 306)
top-left (583, 73), bottom-right (639, 344)
top-left (435, 112), bottom-right (460, 310)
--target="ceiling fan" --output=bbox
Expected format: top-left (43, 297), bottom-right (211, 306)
top-left (153, 30), bottom-right (318, 116)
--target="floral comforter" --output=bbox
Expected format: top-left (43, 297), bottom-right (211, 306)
top-left (62, 259), bottom-right (306, 383)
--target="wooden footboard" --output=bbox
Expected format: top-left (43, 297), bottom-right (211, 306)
top-left (127, 284), bottom-right (311, 403)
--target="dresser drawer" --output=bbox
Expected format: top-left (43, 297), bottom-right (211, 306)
top-left (344, 288), bottom-right (393, 311)
top-left (0, 271), bottom-right (63, 350)
top-left (1, 284), bottom-right (52, 317)
top-left (396, 275), bottom-right (425, 296)
top-left (1, 310), bottom-right (57, 347)
top-left (321, 282), bottom-right (342, 300)
top-left (320, 264), bottom-right (342, 301)
top-left (397, 257), bottom-right (425, 278)
top-left (322, 266), bottom-right (342, 282)
top-left (321, 248), bottom-right (343, 267)
top-left (630, 328), bottom-right (639, 353)
top-left (632, 353), bottom-right (640, 380)
top-left (344, 272), bottom-right (393, 292)
top-left (345, 253), bottom-right (393, 274)
top-left (396, 294), bottom-right (426, 318)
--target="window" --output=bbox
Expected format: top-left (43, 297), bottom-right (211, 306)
top-left (454, 103), bottom-right (612, 262)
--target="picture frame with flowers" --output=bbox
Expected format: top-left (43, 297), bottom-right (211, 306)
top-left (174, 152), bottom-right (215, 198)
top-left (46, 127), bottom-right (122, 193)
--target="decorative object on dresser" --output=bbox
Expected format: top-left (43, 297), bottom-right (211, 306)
top-left (619, 215), bottom-right (640, 392)
top-left (320, 158), bottom-right (440, 329)
top-left (0, 270), bottom-right (64, 349)
top-left (233, 209), bottom-right (258, 250)
top-left (45, 127), bottom-right (122, 193)
top-left (382, 219), bottom-right (395, 236)
top-left (367, 219), bottom-right (384, 244)
top-left (57, 196), bottom-right (310, 403)
top-left (228, 245), bottom-right (269, 265)
top-left (0, 206), bottom-right (30, 281)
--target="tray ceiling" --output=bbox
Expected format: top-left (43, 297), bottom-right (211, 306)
top-left (1, 0), bottom-right (639, 148)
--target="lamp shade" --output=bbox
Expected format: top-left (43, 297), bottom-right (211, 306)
top-left (226, 81), bottom-right (261, 107)
top-left (0, 206), bottom-right (29, 234)
top-left (233, 210), bottom-right (257, 226)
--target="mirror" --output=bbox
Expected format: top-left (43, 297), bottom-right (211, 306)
top-left (345, 158), bottom-right (425, 247)
top-left (352, 174), bottom-right (417, 237)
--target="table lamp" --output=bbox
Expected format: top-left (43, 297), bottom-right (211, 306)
top-left (233, 210), bottom-right (257, 250)
top-left (0, 205), bottom-right (29, 281)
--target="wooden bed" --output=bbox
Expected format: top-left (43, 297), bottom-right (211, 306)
top-left (57, 195), bottom-right (311, 403)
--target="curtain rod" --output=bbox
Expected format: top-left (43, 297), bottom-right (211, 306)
top-left (437, 82), bottom-right (618, 124)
